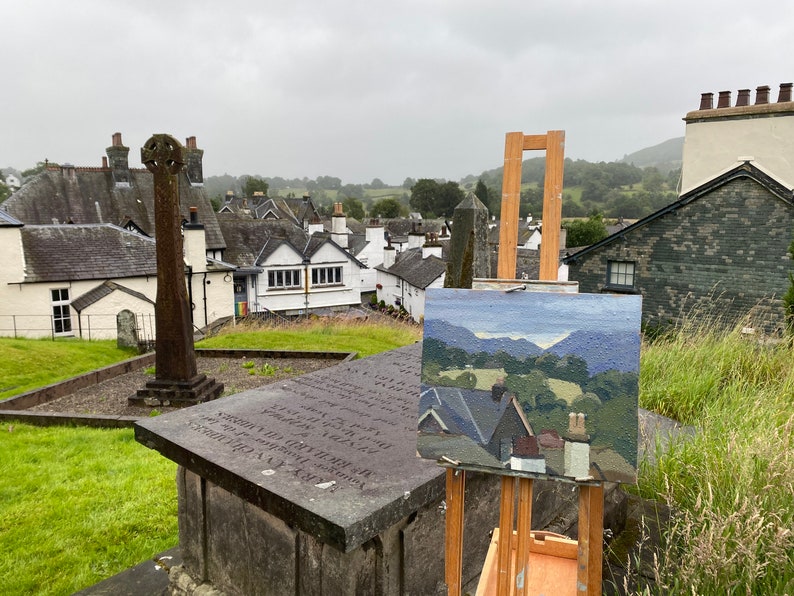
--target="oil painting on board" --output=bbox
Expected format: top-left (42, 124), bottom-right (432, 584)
top-left (417, 288), bottom-right (642, 484)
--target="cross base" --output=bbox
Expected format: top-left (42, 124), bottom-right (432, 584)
top-left (130, 374), bottom-right (224, 408)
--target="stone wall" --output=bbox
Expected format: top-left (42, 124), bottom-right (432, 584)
top-left (568, 176), bottom-right (794, 333)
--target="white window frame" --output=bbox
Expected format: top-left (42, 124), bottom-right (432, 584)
top-left (267, 269), bottom-right (302, 290)
top-left (51, 288), bottom-right (73, 336)
top-left (311, 266), bottom-right (343, 287)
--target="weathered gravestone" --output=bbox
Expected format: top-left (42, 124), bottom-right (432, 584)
top-left (130, 134), bottom-right (223, 407)
top-left (135, 344), bottom-right (583, 595)
top-left (116, 309), bottom-right (138, 350)
top-left (444, 192), bottom-right (491, 288)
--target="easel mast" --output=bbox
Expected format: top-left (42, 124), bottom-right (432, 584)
top-left (445, 130), bottom-right (604, 596)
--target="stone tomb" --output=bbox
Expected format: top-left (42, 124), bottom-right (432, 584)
top-left (135, 344), bottom-right (512, 594)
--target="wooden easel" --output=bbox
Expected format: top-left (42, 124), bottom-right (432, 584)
top-left (444, 130), bottom-right (604, 595)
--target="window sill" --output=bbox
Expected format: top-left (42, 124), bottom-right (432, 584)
top-left (602, 285), bottom-right (640, 294)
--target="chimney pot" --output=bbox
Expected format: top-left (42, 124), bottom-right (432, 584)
top-left (777, 83), bottom-right (793, 103)
top-left (756, 85), bottom-right (771, 105)
top-left (333, 202), bottom-right (344, 216)
top-left (736, 89), bottom-right (751, 107)
top-left (112, 132), bottom-right (123, 147)
top-left (717, 90), bottom-right (731, 109)
top-left (699, 92), bottom-right (714, 110)
top-left (102, 156), bottom-right (108, 168)
top-left (186, 136), bottom-right (197, 149)
top-left (189, 206), bottom-right (199, 224)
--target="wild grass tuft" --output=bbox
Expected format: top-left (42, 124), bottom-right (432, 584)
top-left (637, 318), bottom-right (794, 594)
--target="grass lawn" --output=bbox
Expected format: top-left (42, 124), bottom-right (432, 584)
top-left (197, 317), bottom-right (421, 358)
top-left (0, 338), bottom-right (138, 400)
top-left (0, 424), bottom-right (177, 595)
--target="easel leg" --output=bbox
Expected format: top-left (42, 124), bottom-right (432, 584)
top-left (514, 477), bottom-right (534, 596)
top-left (577, 484), bottom-right (604, 595)
top-left (497, 476), bottom-right (516, 596)
top-left (445, 469), bottom-right (466, 596)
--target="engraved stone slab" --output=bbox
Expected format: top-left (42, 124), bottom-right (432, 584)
top-left (135, 343), bottom-right (444, 552)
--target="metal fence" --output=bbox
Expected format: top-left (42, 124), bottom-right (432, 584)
top-left (0, 313), bottom-right (157, 341)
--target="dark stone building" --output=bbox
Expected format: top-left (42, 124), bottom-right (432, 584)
top-left (563, 163), bottom-right (794, 333)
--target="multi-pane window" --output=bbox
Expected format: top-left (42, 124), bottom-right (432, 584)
top-left (51, 288), bottom-right (72, 335)
top-left (311, 266), bottom-right (343, 286)
top-left (606, 260), bottom-right (636, 289)
top-left (267, 269), bottom-right (301, 290)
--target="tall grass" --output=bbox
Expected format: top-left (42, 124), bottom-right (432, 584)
top-left (635, 320), bottom-right (794, 594)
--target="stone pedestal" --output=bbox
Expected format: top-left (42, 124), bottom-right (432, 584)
top-left (131, 374), bottom-right (224, 408)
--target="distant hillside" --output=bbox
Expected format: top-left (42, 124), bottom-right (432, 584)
top-left (619, 137), bottom-right (683, 174)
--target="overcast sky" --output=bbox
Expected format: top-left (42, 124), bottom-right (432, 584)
top-left (2, 1), bottom-right (792, 184)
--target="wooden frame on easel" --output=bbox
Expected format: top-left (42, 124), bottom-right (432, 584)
top-left (443, 130), bottom-right (604, 596)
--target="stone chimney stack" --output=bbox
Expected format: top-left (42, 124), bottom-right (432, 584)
top-left (183, 206), bottom-right (207, 273)
top-left (382, 239), bottom-right (396, 269)
top-left (407, 222), bottom-right (424, 250)
top-left (422, 232), bottom-right (443, 259)
top-left (106, 132), bottom-right (131, 188)
top-left (184, 136), bottom-right (204, 187)
top-left (331, 202), bottom-right (348, 248)
top-left (682, 82), bottom-right (794, 193)
top-left (365, 223), bottom-right (387, 264)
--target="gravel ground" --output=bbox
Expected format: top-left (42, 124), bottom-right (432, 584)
top-left (27, 356), bottom-right (339, 418)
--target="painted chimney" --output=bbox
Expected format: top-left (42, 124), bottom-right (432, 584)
top-left (736, 89), bottom-right (751, 107)
top-left (717, 90), bottom-right (731, 109)
top-left (777, 83), bottom-right (793, 103)
top-left (184, 136), bottom-right (204, 187)
top-left (756, 85), bottom-right (771, 104)
top-left (331, 202), bottom-right (348, 248)
top-left (183, 206), bottom-right (207, 273)
top-left (106, 132), bottom-right (130, 188)
top-left (699, 92), bottom-right (714, 110)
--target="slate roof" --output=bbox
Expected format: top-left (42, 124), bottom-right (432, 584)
top-left (19, 224), bottom-right (158, 283)
top-left (563, 161), bottom-right (794, 265)
top-left (3, 166), bottom-right (226, 250)
top-left (71, 280), bottom-right (155, 312)
top-left (304, 234), bottom-right (367, 269)
top-left (216, 214), bottom-right (308, 269)
top-left (375, 247), bottom-right (446, 289)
